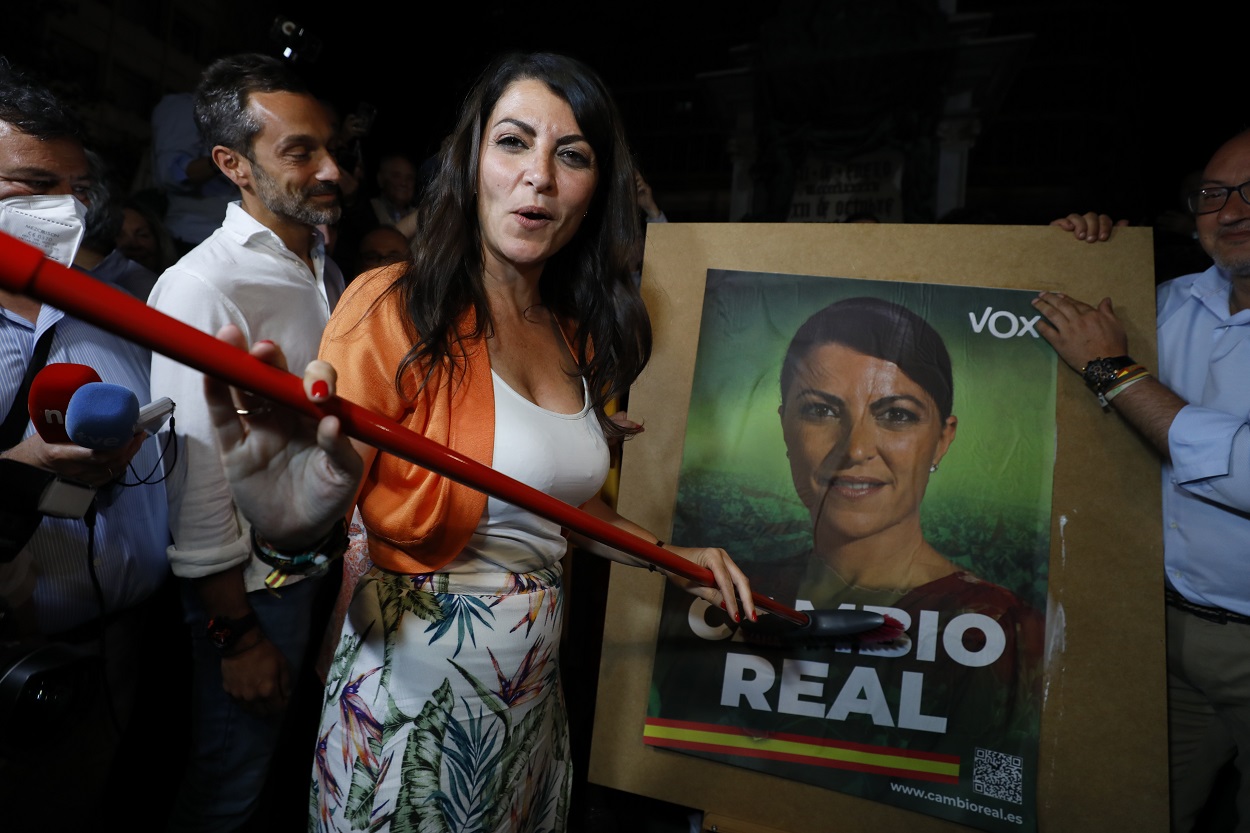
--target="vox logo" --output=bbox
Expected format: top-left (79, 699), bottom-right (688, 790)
top-left (968, 307), bottom-right (1040, 339)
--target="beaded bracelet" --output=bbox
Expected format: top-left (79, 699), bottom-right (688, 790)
top-left (252, 518), bottom-right (349, 589)
top-left (1094, 363), bottom-right (1148, 408)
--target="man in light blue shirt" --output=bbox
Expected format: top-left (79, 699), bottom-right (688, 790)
top-left (1036, 127), bottom-right (1250, 833)
top-left (0, 56), bottom-right (176, 826)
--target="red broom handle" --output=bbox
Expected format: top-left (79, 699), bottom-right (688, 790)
top-left (0, 231), bottom-right (808, 626)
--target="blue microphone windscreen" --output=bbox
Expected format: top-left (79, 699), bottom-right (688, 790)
top-left (66, 382), bottom-right (141, 450)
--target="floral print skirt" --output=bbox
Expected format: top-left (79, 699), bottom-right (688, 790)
top-left (311, 564), bottom-right (570, 832)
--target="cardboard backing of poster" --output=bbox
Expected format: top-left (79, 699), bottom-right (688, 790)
top-left (587, 222), bottom-right (1166, 832)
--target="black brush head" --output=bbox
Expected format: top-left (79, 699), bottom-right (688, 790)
top-left (734, 608), bottom-right (906, 649)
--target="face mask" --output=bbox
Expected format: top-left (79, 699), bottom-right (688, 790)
top-left (0, 194), bottom-right (87, 266)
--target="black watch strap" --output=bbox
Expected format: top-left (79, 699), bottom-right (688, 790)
top-left (1080, 355), bottom-right (1136, 394)
top-left (205, 611), bottom-right (259, 655)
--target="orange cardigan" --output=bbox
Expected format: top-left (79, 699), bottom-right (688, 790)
top-left (320, 266), bottom-right (592, 574)
top-left (320, 267), bottom-right (494, 574)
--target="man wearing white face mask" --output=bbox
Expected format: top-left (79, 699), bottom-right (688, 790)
top-left (0, 192), bottom-right (87, 266)
top-left (0, 58), bottom-right (181, 828)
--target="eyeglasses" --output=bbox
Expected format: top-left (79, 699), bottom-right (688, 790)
top-left (1187, 179), bottom-right (1250, 215)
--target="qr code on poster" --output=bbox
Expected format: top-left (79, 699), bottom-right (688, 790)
top-left (973, 747), bottom-right (1023, 804)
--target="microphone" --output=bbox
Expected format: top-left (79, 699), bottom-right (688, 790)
top-left (27, 363), bottom-right (101, 443)
top-left (62, 385), bottom-right (174, 451)
top-left (65, 382), bottom-right (140, 450)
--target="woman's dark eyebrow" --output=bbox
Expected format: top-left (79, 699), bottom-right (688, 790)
top-left (494, 117), bottom-right (537, 137)
top-left (793, 388), bottom-right (843, 405)
top-left (493, 117), bottom-right (588, 147)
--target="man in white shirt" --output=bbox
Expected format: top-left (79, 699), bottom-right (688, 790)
top-left (147, 52), bottom-right (346, 832)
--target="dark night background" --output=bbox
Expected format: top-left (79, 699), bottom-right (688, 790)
top-left (241, 2), bottom-right (1241, 229)
top-left (5, 0), bottom-right (1244, 237)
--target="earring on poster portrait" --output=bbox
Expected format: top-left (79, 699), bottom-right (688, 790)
top-left (929, 463), bottom-right (939, 473)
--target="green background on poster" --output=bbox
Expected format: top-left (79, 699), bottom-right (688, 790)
top-left (672, 270), bottom-right (1055, 608)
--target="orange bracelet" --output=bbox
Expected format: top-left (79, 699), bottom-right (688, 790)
top-left (1105, 371), bottom-right (1150, 402)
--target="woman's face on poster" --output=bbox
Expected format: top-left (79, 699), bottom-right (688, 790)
top-left (779, 342), bottom-right (957, 543)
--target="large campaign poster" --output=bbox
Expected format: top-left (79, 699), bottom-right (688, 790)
top-left (644, 268), bottom-right (1054, 833)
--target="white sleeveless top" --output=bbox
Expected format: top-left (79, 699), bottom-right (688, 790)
top-left (442, 370), bottom-right (610, 574)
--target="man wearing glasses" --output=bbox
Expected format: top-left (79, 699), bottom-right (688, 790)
top-left (1036, 128), bottom-right (1250, 833)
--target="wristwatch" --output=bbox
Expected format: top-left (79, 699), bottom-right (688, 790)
top-left (1080, 356), bottom-right (1136, 394)
top-left (205, 612), bottom-right (259, 655)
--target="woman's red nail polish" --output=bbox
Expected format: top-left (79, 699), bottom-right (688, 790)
top-left (311, 380), bottom-right (329, 399)
top-left (733, 611), bottom-right (741, 623)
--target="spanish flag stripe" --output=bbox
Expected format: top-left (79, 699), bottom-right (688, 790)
top-left (644, 716), bottom-right (959, 764)
top-left (642, 718), bottom-right (960, 779)
top-left (643, 735), bottom-right (960, 784)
